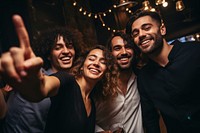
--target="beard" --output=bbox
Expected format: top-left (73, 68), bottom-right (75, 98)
top-left (148, 33), bottom-right (163, 55)
top-left (140, 31), bottom-right (164, 55)
top-left (117, 58), bottom-right (133, 71)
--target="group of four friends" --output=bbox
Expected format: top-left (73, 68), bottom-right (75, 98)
top-left (0, 10), bottom-right (200, 133)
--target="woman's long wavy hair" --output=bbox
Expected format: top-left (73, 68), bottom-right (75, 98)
top-left (70, 45), bottom-right (118, 100)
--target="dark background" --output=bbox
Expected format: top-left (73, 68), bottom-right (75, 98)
top-left (0, 0), bottom-right (200, 52)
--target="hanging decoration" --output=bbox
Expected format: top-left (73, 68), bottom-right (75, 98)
top-left (71, 0), bottom-right (185, 32)
top-left (71, 0), bottom-right (136, 32)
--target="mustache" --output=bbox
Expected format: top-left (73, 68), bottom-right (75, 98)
top-left (139, 35), bottom-right (153, 45)
top-left (117, 54), bottom-right (131, 59)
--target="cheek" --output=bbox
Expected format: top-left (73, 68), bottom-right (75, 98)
top-left (133, 39), bottom-right (139, 46)
top-left (101, 66), bottom-right (107, 73)
top-left (112, 52), bottom-right (118, 58)
top-left (70, 50), bottom-right (75, 55)
top-left (52, 51), bottom-right (61, 57)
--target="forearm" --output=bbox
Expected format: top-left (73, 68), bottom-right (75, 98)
top-left (15, 71), bottom-right (47, 102)
top-left (18, 74), bottom-right (59, 102)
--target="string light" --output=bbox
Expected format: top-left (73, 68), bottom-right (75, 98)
top-left (155, 0), bottom-right (165, 5)
top-left (71, 0), bottom-right (185, 32)
top-left (71, 0), bottom-right (122, 32)
top-left (73, 2), bottom-right (77, 6)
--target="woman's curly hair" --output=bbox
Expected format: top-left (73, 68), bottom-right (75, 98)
top-left (70, 45), bottom-right (118, 100)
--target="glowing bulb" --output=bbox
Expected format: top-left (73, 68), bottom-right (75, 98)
top-left (162, 1), bottom-right (168, 7)
top-left (150, 8), bottom-right (156, 12)
top-left (73, 2), bottom-right (77, 6)
top-left (88, 13), bottom-right (91, 17)
top-left (83, 11), bottom-right (86, 15)
top-left (155, 0), bottom-right (165, 5)
top-left (142, 0), bottom-right (152, 11)
top-left (176, 0), bottom-right (185, 11)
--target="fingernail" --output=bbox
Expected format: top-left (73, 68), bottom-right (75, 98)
top-left (20, 70), bottom-right (27, 76)
top-left (17, 78), bottom-right (22, 82)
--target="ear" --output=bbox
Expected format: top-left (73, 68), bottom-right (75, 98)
top-left (160, 23), bottom-right (166, 36)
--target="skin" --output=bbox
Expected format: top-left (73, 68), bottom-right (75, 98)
top-left (0, 15), bottom-right (107, 105)
top-left (50, 35), bottom-right (75, 73)
top-left (77, 48), bottom-right (107, 116)
top-left (111, 36), bottom-right (134, 70)
top-left (98, 36), bottom-right (135, 133)
top-left (81, 49), bottom-right (106, 82)
top-left (0, 25), bottom-right (76, 120)
top-left (131, 16), bottom-right (173, 67)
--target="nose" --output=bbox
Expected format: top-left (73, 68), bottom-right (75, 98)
top-left (138, 29), bottom-right (146, 39)
top-left (93, 60), bottom-right (100, 67)
top-left (121, 47), bottom-right (128, 55)
top-left (62, 46), bottom-right (70, 53)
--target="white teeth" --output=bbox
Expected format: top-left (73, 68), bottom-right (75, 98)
top-left (61, 57), bottom-right (70, 60)
top-left (90, 68), bottom-right (99, 74)
top-left (120, 57), bottom-right (128, 61)
top-left (142, 40), bottom-right (150, 45)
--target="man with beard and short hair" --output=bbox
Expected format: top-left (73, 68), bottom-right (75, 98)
top-left (95, 32), bottom-right (144, 133)
top-left (126, 10), bottom-right (200, 133)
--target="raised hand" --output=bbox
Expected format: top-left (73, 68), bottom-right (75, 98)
top-left (0, 15), bottom-right (44, 101)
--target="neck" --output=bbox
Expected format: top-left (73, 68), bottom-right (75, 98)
top-left (76, 77), bottom-right (95, 99)
top-left (118, 68), bottom-right (133, 94)
top-left (149, 40), bottom-right (173, 67)
top-left (119, 68), bottom-right (132, 83)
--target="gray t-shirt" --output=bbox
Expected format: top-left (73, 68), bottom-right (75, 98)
top-left (2, 68), bottom-right (52, 133)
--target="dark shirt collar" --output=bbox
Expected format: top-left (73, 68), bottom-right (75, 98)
top-left (147, 41), bottom-right (182, 68)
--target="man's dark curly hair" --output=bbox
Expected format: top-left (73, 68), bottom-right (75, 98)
top-left (33, 26), bottom-right (85, 70)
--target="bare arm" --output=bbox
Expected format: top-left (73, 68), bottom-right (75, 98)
top-left (0, 15), bottom-right (59, 102)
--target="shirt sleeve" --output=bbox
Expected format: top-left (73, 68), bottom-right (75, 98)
top-left (51, 71), bottom-right (74, 89)
top-left (95, 124), bottom-right (105, 132)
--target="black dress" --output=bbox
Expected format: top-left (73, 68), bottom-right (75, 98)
top-left (44, 72), bottom-right (95, 133)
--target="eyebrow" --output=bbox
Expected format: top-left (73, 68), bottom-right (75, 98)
top-left (88, 54), bottom-right (105, 59)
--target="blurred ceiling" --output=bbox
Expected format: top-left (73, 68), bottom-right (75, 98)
top-left (0, 0), bottom-right (200, 51)
top-left (88, 0), bottom-right (200, 43)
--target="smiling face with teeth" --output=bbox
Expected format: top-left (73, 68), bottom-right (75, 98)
top-left (50, 35), bottom-right (75, 72)
top-left (131, 15), bottom-right (166, 55)
top-left (82, 48), bottom-right (107, 82)
top-left (111, 36), bottom-right (134, 70)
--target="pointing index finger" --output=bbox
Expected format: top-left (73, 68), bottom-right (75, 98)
top-left (12, 15), bottom-right (31, 57)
